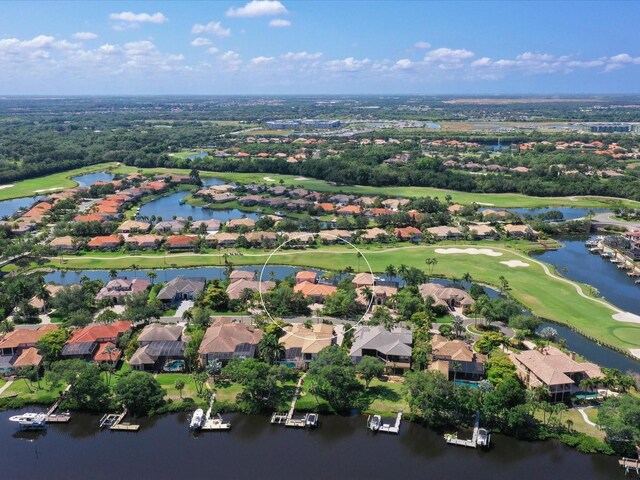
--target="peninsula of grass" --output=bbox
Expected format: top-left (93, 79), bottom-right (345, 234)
top-left (44, 241), bottom-right (640, 354)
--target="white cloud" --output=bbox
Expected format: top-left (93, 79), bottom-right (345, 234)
top-left (414, 41), bottom-right (431, 49)
top-left (251, 55), bottom-right (274, 64)
top-left (191, 21), bottom-right (231, 37)
top-left (219, 50), bottom-right (242, 70)
top-left (269, 18), bottom-right (291, 27)
top-left (281, 51), bottom-right (323, 61)
top-left (109, 12), bottom-right (168, 28)
top-left (73, 32), bottom-right (98, 40)
top-left (191, 37), bottom-right (212, 47)
top-left (391, 58), bottom-right (414, 70)
top-left (207, 47), bottom-right (219, 54)
top-left (227, 1), bottom-right (288, 17)
top-left (325, 57), bottom-right (370, 72)
top-left (425, 47), bottom-right (475, 63)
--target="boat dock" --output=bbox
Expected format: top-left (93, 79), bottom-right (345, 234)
top-left (201, 394), bottom-right (231, 431)
top-left (271, 374), bottom-right (318, 429)
top-left (445, 412), bottom-right (490, 448)
top-left (100, 409), bottom-right (140, 432)
top-left (620, 457), bottom-right (640, 475)
top-left (367, 411), bottom-right (403, 434)
top-left (45, 385), bottom-right (71, 424)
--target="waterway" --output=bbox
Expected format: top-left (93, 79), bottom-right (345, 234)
top-left (137, 190), bottom-right (259, 223)
top-left (0, 197), bottom-right (38, 219)
top-left (71, 172), bottom-right (115, 187)
top-left (480, 207), bottom-right (609, 221)
top-left (0, 410), bottom-right (619, 480)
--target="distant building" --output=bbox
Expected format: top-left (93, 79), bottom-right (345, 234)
top-left (586, 123), bottom-right (638, 133)
top-left (265, 119), bottom-right (341, 130)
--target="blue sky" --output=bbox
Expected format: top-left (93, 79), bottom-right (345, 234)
top-left (0, 0), bottom-right (639, 95)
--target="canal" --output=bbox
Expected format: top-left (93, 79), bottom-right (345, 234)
top-left (0, 410), bottom-right (620, 480)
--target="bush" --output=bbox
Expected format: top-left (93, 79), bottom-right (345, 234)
top-left (560, 433), bottom-right (614, 455)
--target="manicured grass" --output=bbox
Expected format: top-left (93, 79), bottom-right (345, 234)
top-left (361, 379), bottom-right (409, 416)
top-left (45, 241), bottom-right (640, 352)
top-left (534, 408), bottom-right (604, 440)
top-left (0, 163), bottom-right (123, 200)
top-left (212, 382), bottom-right (243, 404)
top-left (156, 373), bottom-right (201, 401)
top-left (0, 379), bottom-right (59, 404)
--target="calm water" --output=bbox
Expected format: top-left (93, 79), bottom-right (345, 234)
top-left (71, 172), bottom-right (115, 187)
top-left (44, 265), bottom-right (326, 284)
top-left (0, 410), bottom-right (618, 480)
top-left (532, 237), bottom-right (639, 315)
top-left (0, 197), bottom-right (38, 219)
top-left (137, 191), bottom-right (259, 222)
top-left (480, 207), bottom-right (609, 221)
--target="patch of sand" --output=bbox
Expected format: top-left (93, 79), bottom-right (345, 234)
top-left (34, 187), bottom-right (63, 193)
top-left (629, 349), bottom-right (640, 360)
top-left (263, 177), bottom-right (276, 182)
top-left (0, 184), bottom-right (14, 190)
top-left (294, 176), bottom-right (308, 180)
top-left (434, 247), bottom-right (502, 257)
top-left (613, 312), bottom-right (640, 324)
top-left (500, 260), bottom-right (530, 268)
top-left (476, 202), bottom-right (495, 206)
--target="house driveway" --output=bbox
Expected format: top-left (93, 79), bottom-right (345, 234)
top-left (174, 300), bottom-right (194, 319)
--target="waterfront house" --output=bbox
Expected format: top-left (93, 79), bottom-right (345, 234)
top-left (207, 232), bottom-right (239, 247)
top-left (0, 324), bottom-right (58, 357)
top-left (226, 279), bottom-right (276, 300)
top-left (198, 318), bottom-right (263, 364)
top-left (509, 346), bottom-right (603, 402)
top-left (29, 284), bottom-right (65, 313)
top-left (226, 218), bottom-right (256, 231)
top-left (229, 270), bottom-right (256, 282)
top-left (61, 321), bottom-right (132, 364)
top-left (190, 219), bottom-right (221, 234)
top-left (165, 234), bottom-right (199, 251)
top-left (281, 323), bottom-right (334, 368)
top-left (349, 325), bottom-right (412, 375)
top-left (355, 285), bottom-right (397, 307)
top-left (504, 224), bottom-right (539, 239)
top-left (468, 224), bottom-right (498, 239)
top-left (296, 271), bottom-right (318, 284)
top-left (429, 334), bottom-right (487, 381)
top-left (153, 219), bottom-right (186, 234)
top-left (156, 276), bottom-right (206, 305)
top-left (245, 231), bottom-right (277, 245)
top-left (418, 283), bottom-right (474, 310)
top-left (352, 272), bottom-right (374, 288)
top-left (129, 324), bottom-right (186, 371)
top-left (318, 229), bottom-right (352, 243)
top-left (95, 278), bottom-right (150, 302)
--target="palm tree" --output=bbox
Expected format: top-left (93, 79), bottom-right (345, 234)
top-left (35, 282), bottom-right (51, 312)
top-left (175, 379), bottom-right (185, 399)
top-left (356, 252), bottom-right (363, 272)
top-left (384, 264), bottom-right (397, 283)
top-left (148, 271), bottom-right (157, 285)
top-left (131, 264), bottom-right (140, 279)
top-left (361, 286), bottom-right (374, 306)
top-left (108, 269), bottom-right (118, 280)
top-left (258, 332), bottom-right (285, 365)
top-left (425, 257), bottom-right (438, 277)
top-left (452, 315), bottom-right (464, 338)
top-left (0, 319), bottom-right (14, 335)
top-left (182, 309), bottom-right (193, 325)
top-left (462, 272), bottom-right (473, 285)
top-left (451, 361), bottom-right (462, 384)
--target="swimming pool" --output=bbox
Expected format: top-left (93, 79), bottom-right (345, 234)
top-left (454, 380), bottom-right (480, 389)
top-left (163, 360), bottom-right (185, 372)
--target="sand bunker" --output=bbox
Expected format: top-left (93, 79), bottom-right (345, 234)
top-left (500, 260), bottom-right (530, 268)
top-left (434, 248), bottom-right (502, 257)
top-left (263, 177), bottom-right (276, 182)
top-left (629, 349), bottom-right (640, 360)
top-left (0, 184), bottom-right (14, 190)
top-left (34, 187), bottom-right (63, 193)
top-left (613, 312), bottom-right (640, 325)
top-left (476, 202), bottom-right (495, 206)
top-left (294, 176), bottom-right (308, 180)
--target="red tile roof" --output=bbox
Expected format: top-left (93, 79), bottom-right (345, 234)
top-left (87, 235), bottom-right (122, 247)
top-left (67, 321), bottom-right (132, 344)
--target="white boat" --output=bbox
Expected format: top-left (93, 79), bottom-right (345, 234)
top-left (9, 412), bottom-right (47, 430)
top-left (367, 414), bottom-right (381, 432)
top-left (476, 428), bottom-right (491, 447)
top-left (190, 409), bottom-right (204, 430)
top-left (305, 413), bottom-right (318, 428)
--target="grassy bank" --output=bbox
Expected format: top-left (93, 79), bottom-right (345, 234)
top-left (42, 241), bottom-right (640, 353)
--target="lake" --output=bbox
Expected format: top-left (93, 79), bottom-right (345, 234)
top-left (0, 197), bottom-right (38, 219)
top-left (0, 410), bottom-right (619, 480)
top-left (137, 191), bottom-right (259, 222)
top-left (71, 172), bottom-right (115, 187)
top-left (480, 207), bottom-right (609, 221)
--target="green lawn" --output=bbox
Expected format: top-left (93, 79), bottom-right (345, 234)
top-left (534, 408), bottom-right (604, 440)
top-left (0, 378), bottom-right (59, 404)
top-left (156, 373), bottom-right (201, 401)
top-left (44, 241), bottom-right (640, 353)
top-left (0, 163), bottom-right (124, 200)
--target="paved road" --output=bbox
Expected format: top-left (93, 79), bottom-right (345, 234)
top-left (592, 212), bottom-right (640, 229)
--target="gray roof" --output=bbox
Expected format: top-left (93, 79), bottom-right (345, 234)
top-left (138, 323), bottom-right (184, 343)
top-left (156, 276), bottom-right (206, 301)
top-left (349, 325), bottom-right (412, 358)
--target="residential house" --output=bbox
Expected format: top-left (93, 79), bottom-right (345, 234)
top-left (226, 279), bottom-right (276, 300)
top-left (207, 232), bottom-right (239, 247)
top-left (198, 318), bottom-right (263, 364)
top-left (117, 220), bottom-right (151, 234)
top-left (96, 278), bottom-right (150, 302)
top-left (360, 227), bottom-right (388, 242)
top-left (49, 235), bottom-right (77, 251)
top-left (350, 326), bottom-right (412, 374)
top-left (156, 276), bottom-right (206, 305)
top-left (504, 224), bottom-right (539, 239)
top-left (418, 283), bottom-right (474, 310)
top-left (153, 219), bottom-right (186, 234)
top-left (337, 205), bottom-right (362, 216)
top-left (129, 324), bottom-right (186, 371)
top-left (61, 321), bottom-right (132, 364)
top-left (229, 270), bottom-right (256, 282)
top-left (430, 334), bottom-right (487, 381)
top-left (226, 218), bottom-right (256, 231)
top-left (293, 282), bottom-right (337, 303)
top-left (165, 235), bottom-right (199, 250)
top-left (355, 285), bottom-right (397, 307)
top-left (29, 284), bottom-right (64, 313)
top-left (281, 323), bottom-right (334, 368)
top-left (245, 231), bottom-right (277, 245)
top-left (0, 325), bottom-right (58, 357)
top-left (125, 234), bottom-right (163, 249)
top-left (87, 235), bottom-right (122, 250)
top-left (296, 271), bottom-right (318, 284)
top-left (468, 224), bottom-right (498, 239)
top-left (426, 226), bottom-right (462, 240)
top-left (352, 272), bottom-right (374, 288)
top-left (190, 219), bottom-right (221, 234)
top-left (394, 226), bottom-right (423, 242)
top-left (509, 346), bottom-right (603, 402)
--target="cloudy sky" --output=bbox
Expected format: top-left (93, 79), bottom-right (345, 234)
top-left (1, 0), bottom-right (639, 95)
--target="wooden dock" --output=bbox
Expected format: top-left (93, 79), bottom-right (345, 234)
top-left (271, 374), bottom-right (318, 429)
top-left (100, 409), bottom-right (140, 432)
top-left (45, 385), bottom-right (71, 424)
top-left (201, 393), bottom-right (231, 431)
top-left (445, 412), bottom-right (490, 448)
top-left (620, 458), bottom-right (640, 476)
